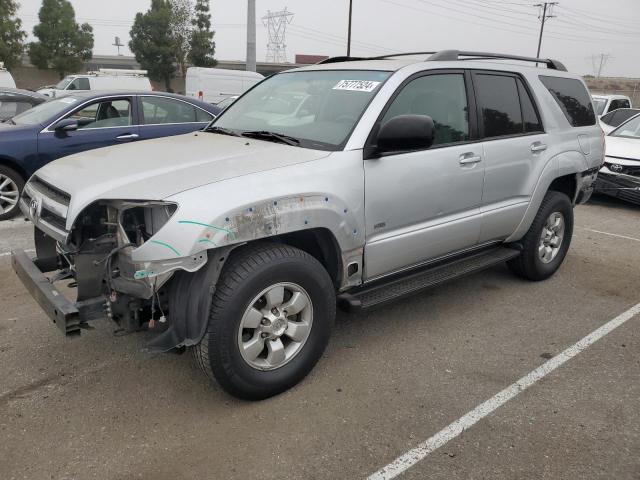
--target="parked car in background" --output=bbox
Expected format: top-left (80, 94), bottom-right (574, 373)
top-left (0, 63), bottom-right (16, 88)
top-left (12, 50), bottom-right (602, 400)
top-left (592, 94), bottom-right (632, 117)
top-left (186, 67), bottom-right (263, 104)
top-left (599, 108), bottom-right (640, 134)
top-left (0, 91), bottom-right (220, 219)
top-left (0, 88), bottom-right (48, 122)
top-left (37, 69), bottom-right (152, 98)
top-left (216, 95), bottom-right (238, 111)
top-left (595, 114), bottom-right (640, 205)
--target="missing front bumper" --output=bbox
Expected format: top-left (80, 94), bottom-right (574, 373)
top-left (11, 249), bottom-right (106, 336)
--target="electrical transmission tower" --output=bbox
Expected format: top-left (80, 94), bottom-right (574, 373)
top-left (589, 54), bottom-right (613, 78)
top-left (534, 2), bottom-right (558, 58)
top-left (262, 8), bottom-right (294, 63)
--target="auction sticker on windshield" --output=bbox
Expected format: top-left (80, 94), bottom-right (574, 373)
top-left (333, 80), bottom-right (381, 92)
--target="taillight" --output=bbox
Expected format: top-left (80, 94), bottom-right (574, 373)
top-left (600, 129), bottom-right (606, 165)
top-left (198, 90), bottom-right (204, 100)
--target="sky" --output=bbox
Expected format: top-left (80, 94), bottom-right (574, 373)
top-left (16, 0), bottom-right (640, 78)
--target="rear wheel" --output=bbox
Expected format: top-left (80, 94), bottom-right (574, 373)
top-left (193, 242), bottom-right (336, 400)
top-left (508, 191), bottom-right (573, 281)
top-left (0, 166), bottom-right (23, 221)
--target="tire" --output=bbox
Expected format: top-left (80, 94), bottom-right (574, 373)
top-left (193, 242), bottom-right (336, 400)
top-left (508, 190), bottom-right (573, 281)
top-left (0, 166), bottom-right (24, 221)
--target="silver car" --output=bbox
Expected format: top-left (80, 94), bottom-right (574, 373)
top-left (13, 50), bottom-right (603, 400)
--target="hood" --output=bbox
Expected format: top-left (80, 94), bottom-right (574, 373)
top-left (34, 132), bottom-right (331, 219)
top-left (605, 135), bottom-right (640, 161)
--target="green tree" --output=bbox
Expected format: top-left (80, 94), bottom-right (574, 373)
top-left (0, 0), bottom-right (27, 70)
top-left (129, 0), bottom-right (176, 91)
top-left (28, 0), bottom-right (94, 79)
top-left (188, 0), bottom-right (216, 68)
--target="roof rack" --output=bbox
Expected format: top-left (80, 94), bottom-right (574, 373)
top-left (316, 49), bottom-right (567, 71)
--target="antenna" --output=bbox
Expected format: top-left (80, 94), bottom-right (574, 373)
top-left (262, 7), bottom-right (294, 63)
top-left (112, 36), bottom-right (124, 56)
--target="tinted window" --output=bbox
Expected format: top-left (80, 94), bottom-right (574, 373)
top-left (381, 73), bottom-right (469, 145)
top-left (142, 97), bottom-right (198, 124)
top-left (69, 99), bottom-right (132, 129)
top-left (517, 79), bottom-right (543, 133)
top-left (539, 76), bottom-right (596, 127)
top-left (608, 99), bottom-right (630, 111)
top-left (474, 74), bottom-right (523, 138)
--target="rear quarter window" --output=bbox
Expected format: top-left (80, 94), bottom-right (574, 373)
top-left (539, 76), bottom-right (596, 127)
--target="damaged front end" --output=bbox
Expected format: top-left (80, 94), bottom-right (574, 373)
top-left (13, 178), bottom-right (223, 349)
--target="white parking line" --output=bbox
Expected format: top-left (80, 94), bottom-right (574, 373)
top-left (578, 227), bottom-right (640, 243)
top-left (367, 302), bottom-right (640, 480)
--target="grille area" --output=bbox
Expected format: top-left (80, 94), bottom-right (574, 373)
top-left (40, 206), bottom-right (67, 231)
top-left (29, 176), bottom-right (71, 206)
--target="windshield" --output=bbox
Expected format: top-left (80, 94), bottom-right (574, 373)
top-left (610, 115), bottom-right (640, 139)
top-left (212, 70), bottom-right (391, 149)
top-left (593, 97), bottom-right (607, 115)
top-left (55, 77), bottom-right (74, 90)
top-left (12, 96), bottom-right (80, 126)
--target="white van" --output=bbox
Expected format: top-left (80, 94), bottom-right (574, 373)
top-left (38, 69), bottom-right (152, 97)
top-left (0, 63), bottom-right (17, 88)
top-left (186, 67), bottom-right (263, 104)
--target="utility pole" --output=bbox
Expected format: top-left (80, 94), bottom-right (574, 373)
top-left (347, 0), bottom-right (353, 57)
top-left (590, 53), bottom-right (612, 78)
top-left (247, 0), bottom-right (257, 72)
top-left (534, 2), bottom-right (558, 59)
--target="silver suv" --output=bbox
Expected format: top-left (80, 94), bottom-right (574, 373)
top-left (12, 51), bottom-right (603, 399)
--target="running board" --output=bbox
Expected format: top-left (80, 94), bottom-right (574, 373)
top-left (338, 246), bottom-right (520, 310)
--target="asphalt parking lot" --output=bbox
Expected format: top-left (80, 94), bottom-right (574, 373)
top-left (1, 194), bottom-right (639, 480)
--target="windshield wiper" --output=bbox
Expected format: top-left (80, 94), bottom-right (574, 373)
top-left (203, 125), bottom-right (242, 137)
top-left (241, 130), bottom-right (300, 146)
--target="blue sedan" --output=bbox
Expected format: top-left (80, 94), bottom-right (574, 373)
top-left (0, 91), bottom-right (220, 219)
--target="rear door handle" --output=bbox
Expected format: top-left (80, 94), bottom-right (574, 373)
top-left (116, 133), bottom-right (139, 141)
top-left (531, 142), bottom-right (547, 152)
top-left (459, 153), bottom-right (482, 165)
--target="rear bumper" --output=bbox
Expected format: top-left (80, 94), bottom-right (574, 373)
top-left (575, 168), bottom-right (600, 205)
top-left (594, 173), bottom-right (640, 205)
top-left (11, 249), bottom-right (105, 336)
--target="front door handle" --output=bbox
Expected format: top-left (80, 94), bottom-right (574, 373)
top-left (116, 133), bottom-right (139, 141)
top-left (459, 153), bottom-right (482, 165)
top-left (531, 142), bottom-right (547, 152)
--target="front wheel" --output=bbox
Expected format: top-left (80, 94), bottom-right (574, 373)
top-left (0, 166), bottom-right (23, 221)
top-left (193, 242), bottom-right (336, 400)
top-left (508, 191), bottom-right (573, 281)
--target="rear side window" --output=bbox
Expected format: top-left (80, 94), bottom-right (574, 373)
top-left (517, 79), bottom-right (543, 133)
top-left (142, 96), bottom-right (198, 124)
top-left (539, 76), bottom-right (595, 127)
top-left (474, 74), bottom-right (523, 138)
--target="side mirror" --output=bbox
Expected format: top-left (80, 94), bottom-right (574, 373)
top-left (376, 114), bottom-right (434, 154)
top-left (54, 118), bottom-right (79, 132)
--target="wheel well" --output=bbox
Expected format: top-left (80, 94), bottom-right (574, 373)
top-left (0, 157), bottom-right (28, 182)
top-left (272, 228), bottom-right (343, 288)
top-left (548, 174), bottom-right (577, 202)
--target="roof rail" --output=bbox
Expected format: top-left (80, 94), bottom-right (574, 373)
top-left (427, 50), bottom-right (567, 71)
top-left (316, 50), bottom-right (567, 71)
